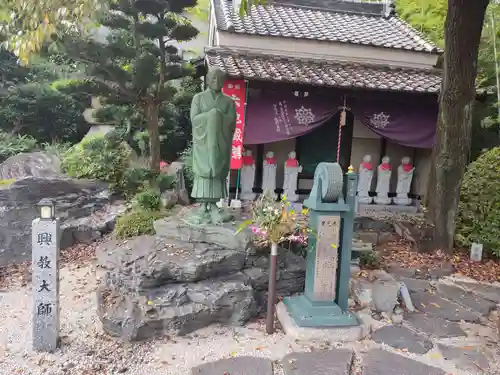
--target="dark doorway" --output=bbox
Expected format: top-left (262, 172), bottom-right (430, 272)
top-left (296, 111), bottom-right (354, 176)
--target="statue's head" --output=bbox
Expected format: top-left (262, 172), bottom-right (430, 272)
top-left (266, 151), bottom-right (274, 158)
top-left (289, 151), bottom-right (296, 159)
top-left (363, 154), bottom-right (371, 163)
top-left (206, 67), bottom-right (227, 92)
top-left (382, 156), bottom-right (390, 164)
top-left (402, 156), bottom-right (411, 164)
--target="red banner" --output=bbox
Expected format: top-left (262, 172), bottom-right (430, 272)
top-left (222, 80), bottom-right (246, 169)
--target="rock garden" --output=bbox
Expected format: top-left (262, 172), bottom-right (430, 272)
top-left (1, 0), bottom-right (500, 374)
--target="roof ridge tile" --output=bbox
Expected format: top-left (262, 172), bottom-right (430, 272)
top-left (213, 0), bottom-right (440, 54)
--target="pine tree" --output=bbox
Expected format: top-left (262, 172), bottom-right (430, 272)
top-left (53, 0), bottom-right (199, 170)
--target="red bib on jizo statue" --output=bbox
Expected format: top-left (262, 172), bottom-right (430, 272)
top-left (242, 155), bottom-right (254, 166)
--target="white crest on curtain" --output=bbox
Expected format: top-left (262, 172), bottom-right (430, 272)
top-left (294, 106), bottom-right (315, 126)
top-left (369, 112), bottom-right (390, 129)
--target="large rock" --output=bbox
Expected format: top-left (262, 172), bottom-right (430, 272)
top-left (96, 235), bottom-right (247, 288)
top-left (243, 249), bottom-right (306, 312)
top-left (154, 216), bottom-right (252, 250)
top-left (0, 177), bottom-right (121, 264)
top-left (96, 220), bottom-right (307, 339)
top-left (0, 151), bottom-right (61, 179)
top-left (98, 273), bottom-right (258, 340)
top-left (243, 248), bottom-right (306, 294)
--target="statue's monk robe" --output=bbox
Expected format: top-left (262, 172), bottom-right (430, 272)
top-left (190, 89), bottom-right (236, 201)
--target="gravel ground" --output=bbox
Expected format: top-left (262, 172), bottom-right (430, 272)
top-left (2, 252), bottom-right (500, 375)
top-left (0, 264), bottom-right (339, 375)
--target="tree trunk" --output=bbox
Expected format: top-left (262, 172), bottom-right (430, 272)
top-left (146, 101), bottom-right (161, 171)
top-left (428, 0), bottom-right (490, 252)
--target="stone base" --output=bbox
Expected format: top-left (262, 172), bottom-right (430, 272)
top-left (357, 203), bottom-right (419, 216)
top-left (373, 196), bottom-right (391, 205)
top-left (283, 295), bottom-right (360, 327)
top-left (393, 196), bottom-right (412, 206)
top-left (286, 192), bottom-right (299, 202)
top-left (276, 302), bottom-right (365, 342)
top-left (356, 195), bottom-right (373, 204)
top-left (240, 192), bottom-right (255, 201)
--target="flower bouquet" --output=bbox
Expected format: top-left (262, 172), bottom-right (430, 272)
top-left (236, 192), bottom-right (311, 333)
top-left (237, 192), bottom-right (310, 248)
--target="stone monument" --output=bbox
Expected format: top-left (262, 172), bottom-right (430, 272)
top-left (240, 149), bottom-right (256, 201)
top-left (262, 151), bottom-right (277, 199)
top-left (186, 67), bottom-right (237, 224)
top-left (357, 154), bottom-right (373, 204)
top-left (393, 156), bottom-right (414, 206)
top-left (32, 199), bottom-right (60, 352)
top-left (283, 151), bottom-right (302, 202)
top-left (282, 163), bottom-right (359, 327)
top-left (374, 156), bottom-right (392, 205)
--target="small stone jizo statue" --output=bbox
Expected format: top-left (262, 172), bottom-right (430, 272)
top-left (374, 156), bottom-right (392, 205)
top-left (187, 67), bottom-right (237, 224)
top-left (393, 156), bottom-right (414, 206)
top-left (357, 154), bottom-right (373, 204)
top-left (283, 151), bottom-right (302, 202)
top-left (262, 151), bottom-right (277, 199)
top-left (240, 149), bottom-right (256, 201)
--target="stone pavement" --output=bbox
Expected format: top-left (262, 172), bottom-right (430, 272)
top-left (192, 268), bottom-right (500, 375)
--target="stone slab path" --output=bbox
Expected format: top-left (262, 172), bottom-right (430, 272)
top-left (1, 261), bottom-right (499, 375)
top-left (192, 268), bottom-right (500, 375)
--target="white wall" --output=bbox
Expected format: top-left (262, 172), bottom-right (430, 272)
top-left (218, 32), bottom-right (439, 70)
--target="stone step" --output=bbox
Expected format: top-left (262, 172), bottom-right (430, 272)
top-left (191, 348), bottom-right (449, 375)
top-left (192, 356), bottom-right (273, 375)
top-left (352, 238), bottom-right (373, 252)
top-left (354, 230), bottom-right (398, 246)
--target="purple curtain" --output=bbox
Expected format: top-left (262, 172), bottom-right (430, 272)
top-left (243, 91), bottom-right (341, 145)
top-left (243, 90), bottom-right (438, 149)
top-left (350, 97), bottom-right (438, 149)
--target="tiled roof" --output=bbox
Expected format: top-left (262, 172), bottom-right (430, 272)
top-left (212, 0), bottom-right (441, 53)
top-left (205, 49), bottom-right (442, 93)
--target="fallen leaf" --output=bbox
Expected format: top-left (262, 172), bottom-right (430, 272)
top-left (430, 303), bottom-right (441, 308)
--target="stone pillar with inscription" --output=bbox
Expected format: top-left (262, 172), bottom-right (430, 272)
top-left (32, 199), bottom-right (60, 352)
top-left (283, 163), bottom-right (359, 327)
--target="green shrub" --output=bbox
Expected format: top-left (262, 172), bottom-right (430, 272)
top-left (156, 172), bottom-right (174, 193)
top-left (41, 141), bottom-right (72, 157)
top-left (179, 143), bottom-right (194, 190)
top-left (114, 209), bottom-right (166, 239)
top-left (120, 167), bottom-right (159, 196)
top-left (61, 134), bottom-right (130, 189)
top-left (0, 83), bottom-right (90, 145)
top-left (132, 190), bottom-right (161, 211)
top-left (0, 132), bottom-right (38, 162)
top-left (456, 147), bottom-right (500, 256)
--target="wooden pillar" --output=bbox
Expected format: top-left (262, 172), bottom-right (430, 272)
top-left (254, 144), bottom-right (264, 193)
top-left (379, 138), bottom-right (387, 163)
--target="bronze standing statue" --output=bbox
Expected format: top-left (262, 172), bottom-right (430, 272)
top-left (186, 67), bottom-right (237, 224)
